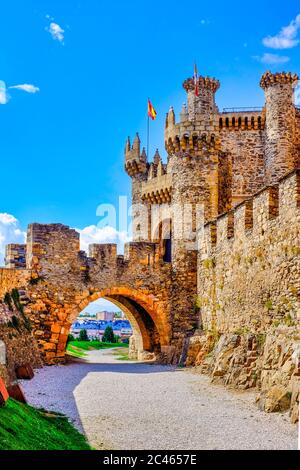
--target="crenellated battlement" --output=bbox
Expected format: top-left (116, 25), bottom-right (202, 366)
top-left (141, 173), bottom-right (172, 204)
top-left (218, 111), bottom-right (265, 131)
top-left (260, 71), bottom-right (299, 90)
top-left (124, 242), bottom-right (161, 266)
top-left (5, 224), bottom-right (167, 277)
top-left (183, 76), bottom-right (220, 94)
top-left (5, 244), bottom-right (27, 269)
top-left (124, 133), bottom-right (148, 178)
top-left (165, 129), bottom-right (220, 155)
top-left (200, 169), bottom-right (300, 257)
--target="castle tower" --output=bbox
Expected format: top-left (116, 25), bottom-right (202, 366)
top-left (124, 133), bottom-right (149, 241)
top-left (260, 71), bottom-right (299, 184)
top-left (165, 75), bottom-right (222, 221)
top-left (183, 76), bottom-right (220, 120)
top-left (165, 75), bottom-right (222, 351)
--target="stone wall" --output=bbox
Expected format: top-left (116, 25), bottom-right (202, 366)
top-left (219, 128), bottom-right (265, 204)
top-left (261, 72), bottom-right (298, 184)
top-left (295, 108), bottom-right (300, 145)
top-left (199, 170), bottom-right (299, 333)
top-left (186, 170), bottom-right (300, 421)
top-left (0, 268), bottom-right (30, 297)
top-left (0, 295), bottom-right (42, 387)
top-left (5, 244), bottom-right (27, 269)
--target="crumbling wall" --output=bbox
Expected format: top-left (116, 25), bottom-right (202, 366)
top-left (0, 295), bottom-right (42, 387)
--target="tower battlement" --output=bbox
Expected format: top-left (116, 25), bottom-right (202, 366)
top-left (124, 133), bottom-right (147, 178)
top-left (200, 169), bottom-right (300, 257)
top-left (260, 71), bottom-right (299, 90)
top-left (183, 75), bottom-right (220, 94)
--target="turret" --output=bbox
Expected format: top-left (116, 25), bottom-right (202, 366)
top-left (183, 75), bottom-right (220, 120)
top-left (164, 75), bottom-right (220, 154)
top-left (180, 103), bottom-right (188, 122)
top-left (125, 132), bottom-right (148, 178)
top-left (153, 149), bottom-right (161, 166)
top-left (124, 133), bottom-right (150, 242)
top-left (260, 71), bottom-right (299, 184)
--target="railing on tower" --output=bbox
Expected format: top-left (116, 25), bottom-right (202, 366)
top-left (222, 107), bottom-right (263, 113)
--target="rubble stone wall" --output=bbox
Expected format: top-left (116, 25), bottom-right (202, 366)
top-left (186, 170), bottom-right (300, 421)
top-left (0, 298), bottom-right (42, 387)
top-left (219, 129), bottom-right (265, 203)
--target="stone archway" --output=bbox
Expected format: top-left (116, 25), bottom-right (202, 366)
top-left (56, 287), bottom-right (171, 362)
top-left (2, 223), bottom-right (175, 365)
top-left (30, 285), bottom-right (172, 364)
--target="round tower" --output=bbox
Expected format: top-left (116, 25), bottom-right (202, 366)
top-left (124, 133), bottom-right (149, 241)
top-left (260, 71), bottom-right (299, 184)
top-left (183, 76), bottom-right (220, 120)
top-left (166, 77), bottom-right (222, 355)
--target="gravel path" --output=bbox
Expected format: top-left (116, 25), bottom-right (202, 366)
top-left (21, 349), bottom-right (298, 450)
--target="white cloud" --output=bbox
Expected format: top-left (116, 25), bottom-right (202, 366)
top-left (253, 53), bottom-right (290, 65)
top-left (76, 225), bottom-right (130, 255)
top-left (0, 80), bottom-right (10, 105)
top-left (9, 84), bottom-right (40, 94)
top-left (263, 14), bottom-right (300, 49)
top-left (47, 22), bottom-right (65, 43)
top-left (295, 85), bottom-right (300, 105)
top-left (0, 214), bottom-right (26, 266)
top-left (1, 81), bottom-right (39, 104)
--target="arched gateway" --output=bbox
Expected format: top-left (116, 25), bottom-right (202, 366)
top-left (2, 223), bottom-right (179, 364)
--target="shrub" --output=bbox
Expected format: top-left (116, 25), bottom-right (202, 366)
top-left (102, 325), bottom-right (116, 343)
top-left (68, 334), bottom-right (75, 343)
top-left (79, 329), bottom-right (89, 342)
top-left (264, 299), bottom-right (273, 311)
top-left (22, 315), bottom-right (32, 332)
top-left (4, 293), bottom-right (13, 311)
top-left (29, 276), bottom-right (44, 286)
top-left (8, 315), bottom-right (21, 331)
top-left (11, 289), bottom-right (24, 314)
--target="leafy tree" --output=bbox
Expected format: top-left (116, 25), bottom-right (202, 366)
top-left (102, 325), bottom-right (116, 343)
top-left (79, 329), bottom-right (89, 342)
top-left (68, 334), bottom-right (75, 343)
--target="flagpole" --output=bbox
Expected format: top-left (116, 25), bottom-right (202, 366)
top-left (147, 113), bottom-right (150, 159)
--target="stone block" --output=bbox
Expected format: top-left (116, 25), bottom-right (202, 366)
top-left (15, 364), bottom-right (34, 380)
top-left (51, 324), bottom-right (61, 334)
top-left (0, 340), bottom-right (6, 365)
top-left (7, 383), bottom-right (27, 403)
top-left (263, 385), bottom-right (292, 413)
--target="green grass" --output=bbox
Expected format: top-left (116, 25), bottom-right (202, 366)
top-left (66, 345), bottom-right (88, 358)
top-left (66, 340), bottom-right (128, 358)
top-left (113, 349), bottom-right (135, 361)
top-left (0, 399), bottom-right (91, 450)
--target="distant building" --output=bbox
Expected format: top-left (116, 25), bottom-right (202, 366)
top-left (70, 319), bottom-right (133, 341)
top-left (96, 311), bottom-right (114, 321)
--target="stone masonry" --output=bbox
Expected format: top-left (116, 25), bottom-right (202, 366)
top-left (0, 70), bottom-right (299, 421)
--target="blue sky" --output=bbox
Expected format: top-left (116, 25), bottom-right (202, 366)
top-left (1, 0), bottom-right (300, 270)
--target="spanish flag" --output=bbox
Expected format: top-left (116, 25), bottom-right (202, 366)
top-left (148, 99), bottom-right (157, 120)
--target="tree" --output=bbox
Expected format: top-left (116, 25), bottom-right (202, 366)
top-left (102, 325), bottom-right (116, 343)
top-left (68, 334), bottom-right (75, 343)
top-left (79, 329), bottom-right (89, 342)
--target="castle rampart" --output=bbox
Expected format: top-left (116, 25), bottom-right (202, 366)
top-left (1, 68), bottom-right (299, 422)
top-left (188, 170), bottom-right (299, 418)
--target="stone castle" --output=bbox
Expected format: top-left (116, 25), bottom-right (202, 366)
top-left (0, 71), bottom-right (299, 422)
